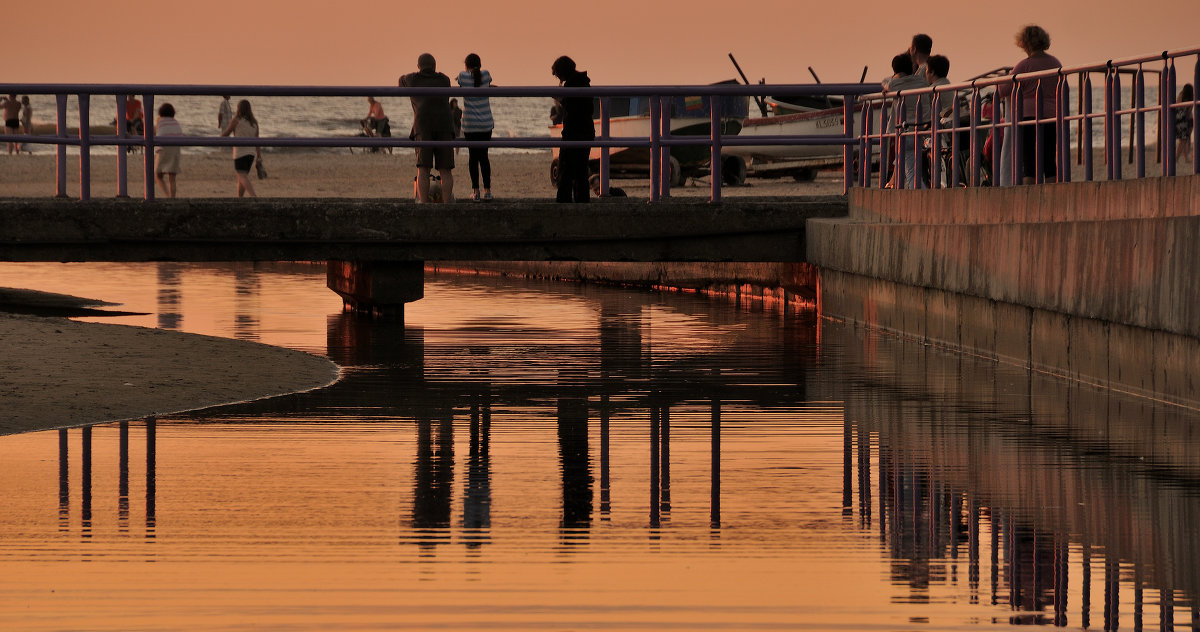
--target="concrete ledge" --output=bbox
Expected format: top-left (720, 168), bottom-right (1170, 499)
top-left (819, 269), bottom-right (1200, 409)
top-left (849, 173), bottom-right (1200, 224)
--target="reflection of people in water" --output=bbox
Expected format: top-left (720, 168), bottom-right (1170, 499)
top-left (557, 397), bottom-right (592, 531)
top-left (412, 414), bottom-right (454, 538)
top-left (462, 397), bottom-right (492, 546)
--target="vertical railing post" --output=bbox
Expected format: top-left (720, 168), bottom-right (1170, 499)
top-left (78, 94), bottom-right (91, 201)
top-left (990, 90), bottom-right (1003, 185)
top-left (1134, 68), bottom-right (1146, 178)
top-left (652, 95), bottom-right (662, 202)
top-left (913, 94), bottom-right (924, 189)
top-left (859, 100), bottom-right (872, 188)
top-left (1193, 58), bottom-right (1200, 171)
top-left (659, 96), bottom-right (671, 198)
top-left (55, 94), bottom-right (67, 198)
top-left (116, 94), bottom-right (128, 198)
top-left (1033, 79), bottom-right (1045, 184)
top-left (599, 97), bottom-right (611, 196)
top-left (1104, 67), bottom-right (1114, 179)
top-left (1011, 81), bottom-right (1023, 185)
top-left (1162, 61), bottom-right (1176, 177)
top-left (950, 90), bottom-right (961, 188)
top-left (1083, 73), bottom-right (1094, 181)
top-left (969, 88), bottom-right (980, 187)
top-left (144, 93), bottom-right (155, 201)
top-left (930, 91), bottom-right (942, 188)
top-left (1112, 70), bottom-right (1123, 181)
top-left (709, 95), bottom-right (722, 203)
top-left (879, 104), bottom-right (891, 189)
top-left (1057, 74), bottom-right (1070, 183)
top-left (895, 94), bottom-right (907, 188)
top-left (842, 94), bottom-right (853, 194)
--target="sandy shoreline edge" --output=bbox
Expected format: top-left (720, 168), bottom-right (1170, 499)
top-left (0, 309), bottom-right (340, 436)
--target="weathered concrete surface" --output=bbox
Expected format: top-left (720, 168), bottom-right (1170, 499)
top-left (0, 196), bottom-right (845, 263)
top-left (810, 174), bottom-right (1200, 407)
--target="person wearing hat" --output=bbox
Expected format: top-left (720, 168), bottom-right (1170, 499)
top-left (400, 53), bottom-right (456, 203)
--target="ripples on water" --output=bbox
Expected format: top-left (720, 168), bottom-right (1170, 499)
top-left (0, 262), bottom-right (1196, 631)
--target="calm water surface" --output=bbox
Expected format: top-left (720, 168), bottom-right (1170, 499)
top-left (0, 262), bottom-right (1197, 631)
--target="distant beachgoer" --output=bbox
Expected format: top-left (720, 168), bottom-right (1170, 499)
top-left (457, 53), bottom-right (495, 201)
top-left (1176, 83), bottom-right (1194, 162)
top-left (219, 99), bottom-right (261, 198)
top-left (551, 55), bottom-right (594, 203)
top-left (589, 174), bottom-right (625, 198)
top-left (400, 53), bottom-right (456, 203)
top-left (125, 94), bottom-right (144, 136)
top-left (885, 53), bottom-right (928, 189)
top-left (362, 96), bottom-right (392, 153)
top-left (19, 96), bottom-right (31, 152)
top-left (218, 95), bottom-right (233, 132)
top-left (3, 94), bottom-right (21, 154)
top-left (1010, 24), bottom-right (1062, 184)
top-left (155, 103), bottom-right (183, 198)
top-left (449, 98), bottom-right (463, 157)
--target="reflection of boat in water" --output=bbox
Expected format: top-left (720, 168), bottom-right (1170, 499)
top-left (725, 94), bottom-right (859, 183)
top-left (550, 82), bottom-right (748, 186)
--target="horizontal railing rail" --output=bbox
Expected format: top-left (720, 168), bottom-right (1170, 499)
top-left (0, 82), bottom-right (878, 202)
top-left (854, 47), bottom-right (1199, 189)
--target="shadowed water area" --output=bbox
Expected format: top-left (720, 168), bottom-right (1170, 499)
top-left (0, 262), bottom-right (1197, 631)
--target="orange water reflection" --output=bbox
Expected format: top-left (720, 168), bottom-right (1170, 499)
top-left (0, 262), bottom-right (1196, 630)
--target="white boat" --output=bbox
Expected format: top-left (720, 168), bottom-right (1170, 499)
top-left (724, 96), bottom-right (859, 182)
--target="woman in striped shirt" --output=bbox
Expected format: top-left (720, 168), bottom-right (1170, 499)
top-left (457, 53), bottom-right (495, 201)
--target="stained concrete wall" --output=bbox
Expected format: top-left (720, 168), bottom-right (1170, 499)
top-left (809, 174), bottom-right (1200, 408)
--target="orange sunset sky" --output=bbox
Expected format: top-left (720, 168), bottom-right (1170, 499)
top-left (9, 0), bottom-right (1199, 88)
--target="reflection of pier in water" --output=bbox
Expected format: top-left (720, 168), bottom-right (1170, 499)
top-left (57, 418), bottom-right (157, 541)
top-left (50, 274), bottom-right (1200, 627)
top-left (821, 323), bottom-right (1200, 630)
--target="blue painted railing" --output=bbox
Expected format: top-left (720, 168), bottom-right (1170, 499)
top-left (0, 83), bottom-right (876, 202)
top-left (856, 47), bottom-right (1199, 189)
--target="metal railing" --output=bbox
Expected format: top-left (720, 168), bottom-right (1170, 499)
top-left (855, 47), bottom-right (1200, 189)
top-left (0, 83), bottom-right (877, 202)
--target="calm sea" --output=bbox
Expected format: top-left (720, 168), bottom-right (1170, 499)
top-left (16, 93), bottom-right (554, 155)
top-left (12, 82), bottom-right (1167, 157)
top-left (0, 261), bottom-right (1197, 631)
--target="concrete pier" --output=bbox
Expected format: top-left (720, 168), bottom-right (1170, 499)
top-left (807, 175), bottom-right (1200, 408)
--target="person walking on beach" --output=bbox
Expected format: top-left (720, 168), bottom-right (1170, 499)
top-left (1010, 24), bottom-right (1061, 185)
top-left (217, 95), bottom-right (233, 133)
top-left (20, 96), bottom-right (32, 151)
top-left (154, 103), bottom-right (183, 198)
top-left (219, 99), bottom-right (262, 198)
top-left (400, 53), bottom-right (456, 203)
top-left (457, 53), bottom-right (495, 201)
top-left (3, 94), bottom-right (21, 154)
top-left (551, 55), bottom-right (594, 203)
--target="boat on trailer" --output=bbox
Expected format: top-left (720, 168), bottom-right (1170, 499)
top-left (550, 82), bottom-right (748, 187)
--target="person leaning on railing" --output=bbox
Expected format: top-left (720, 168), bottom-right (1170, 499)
top-left (1010, 24), bottom-right (1062, 185)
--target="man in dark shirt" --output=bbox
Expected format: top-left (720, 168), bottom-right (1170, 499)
top-left (400, 53), bottom-right (456, 203)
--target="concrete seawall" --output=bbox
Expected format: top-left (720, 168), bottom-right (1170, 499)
top-left (808, 175), bottom-right (1200, 408)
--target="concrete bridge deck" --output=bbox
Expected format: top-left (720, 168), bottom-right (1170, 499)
top-left (0, 196), bottom-right (846, 263)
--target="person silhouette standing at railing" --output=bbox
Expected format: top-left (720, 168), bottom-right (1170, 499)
top-left (400, 53), bottom-right (456, 204)
top-left (1177, 83), bottom-right (1194, 163)
top-left (551, 55), bottom-right (594, 203)
top-left (1010, 25), bottom-right (1061, 185)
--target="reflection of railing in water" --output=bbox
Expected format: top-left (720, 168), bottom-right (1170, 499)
top-left (57, 417), bottom-right (156, 541)
top-left (840, 395), bottom-right (1200, 629)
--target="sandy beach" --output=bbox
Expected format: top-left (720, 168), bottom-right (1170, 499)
top-left (0, 149), bottom-right (848, 199)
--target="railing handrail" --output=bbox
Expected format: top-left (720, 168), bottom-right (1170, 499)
top-left (0, 81), bottom-right (874, 202)
top-left (858, 46), bottom-right (1200, 102)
